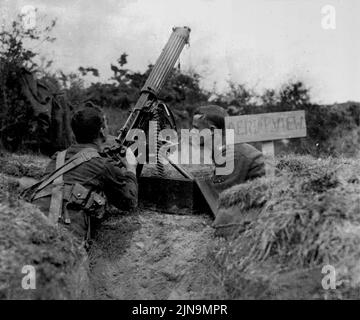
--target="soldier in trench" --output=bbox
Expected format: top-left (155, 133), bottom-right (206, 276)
top-left (23, 103), bottom-right (139, 246)
top-left (191, 104), bottom-right (266, 234)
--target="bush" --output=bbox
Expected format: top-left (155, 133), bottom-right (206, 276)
top-left (0, 14), bottom-right (358, 158)
top-left (213, 82), bottom-right (360, 157)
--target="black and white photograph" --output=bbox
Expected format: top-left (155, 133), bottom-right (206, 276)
top-left (0, 0), bottom-right (359, 304)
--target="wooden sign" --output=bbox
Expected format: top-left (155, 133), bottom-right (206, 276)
top-left (225, 110), bottom-right (306, 144)
top-left (225, 110), bottom-right (307, 175)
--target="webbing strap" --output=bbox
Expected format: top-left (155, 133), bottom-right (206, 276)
top-left (48, 150), bottom-right (66, 225)
top-left (35, 148), bottom-right (100, 194)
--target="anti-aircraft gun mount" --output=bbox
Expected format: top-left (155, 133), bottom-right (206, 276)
top-left (101, 27), bottom-right (218, 217)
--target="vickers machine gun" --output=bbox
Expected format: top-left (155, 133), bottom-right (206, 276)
top-left (102, 26), bottom-right (218, 216)
top-left (102, 26), bottom-right (190, 178)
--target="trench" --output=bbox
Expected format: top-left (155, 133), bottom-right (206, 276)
top-left (87, 210), bottom-right (222, 300)
top-left (4, 169), bottom-right (223, 299)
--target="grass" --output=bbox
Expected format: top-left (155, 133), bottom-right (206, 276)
top-left (210, 154), bottom-right (360, 299)
top-left (1, 150), bottom-right (359, 299)
top-left (0, 160), bottom-right (91, 299)
top-left (0, 151), bottom-right (49, 179)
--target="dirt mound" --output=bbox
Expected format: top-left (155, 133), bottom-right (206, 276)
top-left (212, 155), bottom-right (360, 299)
top-left (2, 151), bottom-right (360, 300)
top-left (0, 199), bottom-right (91, 299)
top-left (89, 211), bottom-right (223, 300)
top-left (0, 171), bottom-right (91, 300)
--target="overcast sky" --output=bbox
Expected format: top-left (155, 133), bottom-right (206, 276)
top-left (1, 0), bottom-right (359, 104)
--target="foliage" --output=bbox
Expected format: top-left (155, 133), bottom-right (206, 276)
top-left (52, 53), bottom-right (208, 134)
top-left (0, 174), bottom-right (90, 299)
top-left (0, 151), bottom-right (48, 179)
top-left (0, 14), bottom-right (358, 157)
top-left (212, 154), bottom-right (360, 299)
top-left (0, 13), bottom-right (57, 151)
top-left (212, 81), bottom-right (359, 157)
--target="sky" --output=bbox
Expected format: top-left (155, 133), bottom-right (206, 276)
top-left (1, 0), bottom-right (359, 104)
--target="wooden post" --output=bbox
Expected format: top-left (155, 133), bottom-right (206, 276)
top-left (262, 140), bottom-right (275, 176)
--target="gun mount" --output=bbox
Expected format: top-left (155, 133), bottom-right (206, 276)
top-left (103, 26), bottom-right (218, 216)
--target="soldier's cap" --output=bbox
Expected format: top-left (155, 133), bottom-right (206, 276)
top-left (71, 102), bottom-right (105, 143)
top-left (193, 105), bottom-right (229, 129)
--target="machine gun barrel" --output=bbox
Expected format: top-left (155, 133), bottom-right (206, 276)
top-left (140, 26), bottom-right (191, 98)
top-left (117, 27), bottom-right (191, 145)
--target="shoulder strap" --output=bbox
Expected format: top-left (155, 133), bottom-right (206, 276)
top-left (35, 148), bottom-right (100, 194)
top-left (48, 150), bottom-right (66, 224)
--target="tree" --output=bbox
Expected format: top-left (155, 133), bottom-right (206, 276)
top-left (0, 12), bottom-right (56, 71)
top-left (279, 81), bottom-right (310, 109)
top-left (81, 53), bottom-right (209, 131)
top-left (0, 12), bottom-right (68, 153)
top-left (260, 89), bottom-right (279, 109)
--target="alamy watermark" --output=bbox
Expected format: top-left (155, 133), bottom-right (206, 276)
top-left (124, 121), bottom-right (235, 176)
top-left (321, 4), bottom-right (336, 30)
top-left (1, 265), bottom-right (37, 291)
top-left (21, 5), bottom-right (37, 30)
top-left (321, 264), bottom-right (349, 290)
top-left (21, 265), bottom-right (36, 290)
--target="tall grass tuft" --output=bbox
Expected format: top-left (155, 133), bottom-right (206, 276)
top-left (211, 155), bottom-right (360, 299)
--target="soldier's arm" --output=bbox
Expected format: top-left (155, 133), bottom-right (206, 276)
top-left (247, 151), bottom-right (265, 180)
top-left (212, 148), bottom-right (248, 191)
top-left (212, 144), bottom-right (265, 191)
top-left (102, 161), bottom-right (138, 210)
top-left (234, 143), bottom-right (265, 181)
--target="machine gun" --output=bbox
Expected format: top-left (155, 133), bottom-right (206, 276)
top-left (102, 26), bottom-right (219, 216)
top-left (101, 26), bottom-right (190, 178)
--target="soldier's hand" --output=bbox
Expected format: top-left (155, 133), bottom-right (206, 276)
top-left (121, 147), bottom-right (138, 175)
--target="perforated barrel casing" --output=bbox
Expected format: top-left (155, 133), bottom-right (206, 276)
top-left (134, 27), bottom-right (190, 109)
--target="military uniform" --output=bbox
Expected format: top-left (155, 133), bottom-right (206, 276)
top-left (30, 143), bottom-right (138, 240)
top-left (212, 143), bottom-right (265, 192)
top-left (211, 143), bottom-right (265, 234)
